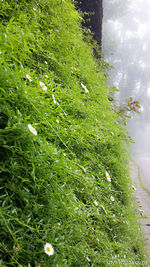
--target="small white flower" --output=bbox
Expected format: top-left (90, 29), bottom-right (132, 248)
top-left (44, 243), bottom-right (54, 256)
top-left (81, 83), bottom-right (89, 93)
top-left (45, 74), bottom-right (48, 78)
top-left (106, 171), bottom-right (111, 182)
top-left (52, 94), bottom-right (59, 106)
top-left (26, 74), bottom-right (32, 82)
top-left (40, 81), bottom-right (47, 91)
top-left (0, 51), bottom-right (2, 55)
top-left (94, 200), bottom-right (98, 206)
top-left (28, 124), bottom-right (37, 135)
top-left (110, 196), bottom-right (115, 202)
top-left (101, 204), bottom-right (107, 214)
top-left (52, 94), bottom-right (57, 104)
top-left (56, 119), bottom-right (59, 124)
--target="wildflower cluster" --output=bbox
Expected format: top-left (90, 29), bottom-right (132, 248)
top-left (127, 98), bottom-right (141, 113)
top-left (117, 96), bottom-right (141, 117)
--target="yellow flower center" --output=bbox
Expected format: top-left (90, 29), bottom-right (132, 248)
top-left (46, 247), bottom-right (50, 252)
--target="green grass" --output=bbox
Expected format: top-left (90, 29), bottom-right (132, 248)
top-left (0, 0), bottom-right (148, 266)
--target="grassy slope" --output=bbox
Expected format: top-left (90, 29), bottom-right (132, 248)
top-left (0, 0), bottom-right (147, 266)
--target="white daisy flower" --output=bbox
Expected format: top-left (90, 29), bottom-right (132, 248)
top-left (106, 171), bottom-right (111, 182)
top-left (26, 74), bottom-right (32, 82)
top-left (40, 81), bottom-right (47, 91)
top-left (81, 83), bottom-right (89, 93)
top-left (94, 200), bottom-right (98, 206)
top-left (110, 196), bottom-right (115, 202)
top-left (28, 124), bottom-right (37, 135)
top-left (44, 243), bottom-right (54, 256)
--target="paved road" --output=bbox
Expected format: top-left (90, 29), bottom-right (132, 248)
top-left (136, 157), bottom-right (150, 190)
top-left (131, 157), bottom-right (150, 253)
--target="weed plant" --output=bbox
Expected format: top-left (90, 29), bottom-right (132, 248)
top-left (0, 0), bottom-right (148, 266)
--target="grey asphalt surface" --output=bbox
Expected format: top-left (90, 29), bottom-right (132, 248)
top-left (131, 157), bottom-right (150, 253)
top-left (136, 157), bottom-right (150, 189)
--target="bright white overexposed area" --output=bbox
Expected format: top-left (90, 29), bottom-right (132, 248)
top-left (102, 0), bottom-right (150, 155)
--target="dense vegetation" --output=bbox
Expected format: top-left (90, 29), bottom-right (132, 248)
top-left (0, 0), bottom-right (147, 266)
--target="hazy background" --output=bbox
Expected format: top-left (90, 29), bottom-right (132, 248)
top-left (102, 0), bottom-right (150, 156)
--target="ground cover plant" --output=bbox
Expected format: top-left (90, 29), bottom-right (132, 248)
top-left (0, 0), bottom-right (148, 266)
